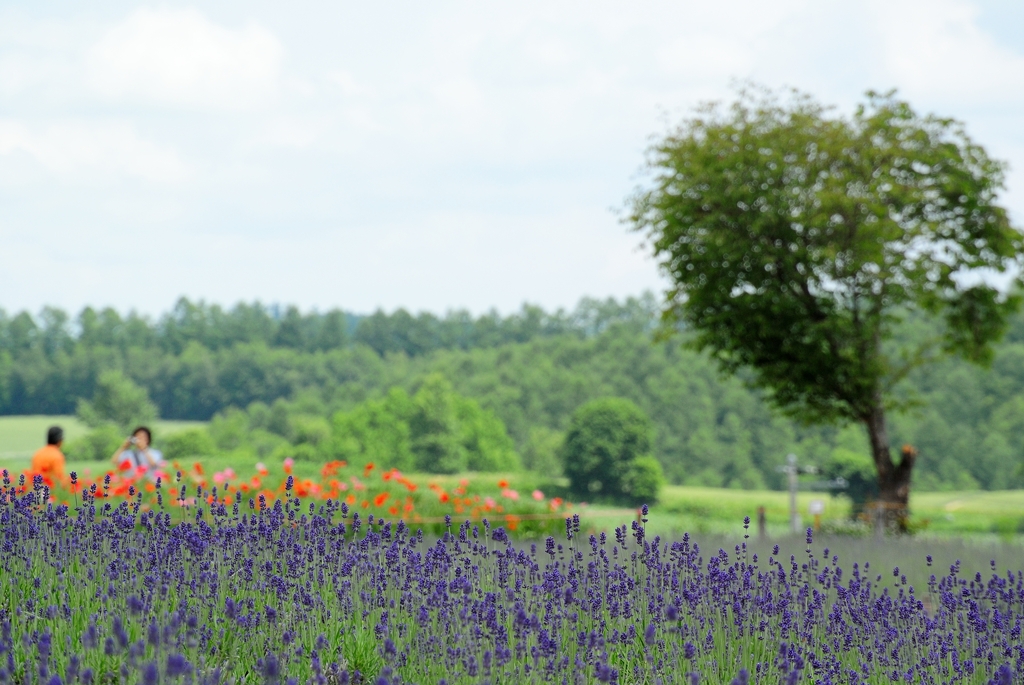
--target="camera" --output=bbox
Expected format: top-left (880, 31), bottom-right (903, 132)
top-left (128, 436), bottom-right (138, 445)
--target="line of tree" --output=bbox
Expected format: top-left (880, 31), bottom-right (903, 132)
top-left (0, 296), bottom-right (646, 360)
top-left (4, 293), bottom-right (1024, 491)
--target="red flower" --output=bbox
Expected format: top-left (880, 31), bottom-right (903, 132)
top-left (374, 492), bottom-right (390, 507)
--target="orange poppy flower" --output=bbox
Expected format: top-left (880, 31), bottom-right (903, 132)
top-left (374, 492), bottom-right (390, 506)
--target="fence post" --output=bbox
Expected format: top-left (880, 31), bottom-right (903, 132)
top-left (787, 454), bottom-right (801, 534)
top-left (757, 506), bottom-right (767, 540)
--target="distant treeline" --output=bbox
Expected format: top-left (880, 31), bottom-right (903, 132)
top-left (0, 295), bottom-right (656, 419)
top-left (3, 294), bottom-right (1024, 491)
top-left (0, 297), bottom-right (644, 358)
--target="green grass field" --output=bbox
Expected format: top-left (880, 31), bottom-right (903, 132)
top-left (0, 415), bottom-right (204, 462)
top-left (3, 414), bottom-right (1023, 543)
top-left (646, 485), bottom-right (1024, 539)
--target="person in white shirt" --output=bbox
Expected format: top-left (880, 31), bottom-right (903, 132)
top-left (111, 426), bottom-right (164, 479)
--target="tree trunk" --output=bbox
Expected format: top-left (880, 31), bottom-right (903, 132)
top-left (864, 402), bottom-right (915, 533)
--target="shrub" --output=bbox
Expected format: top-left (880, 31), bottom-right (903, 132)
top-left (163, 429), bottom-right (217, 461)
top-left (560, 397), bottom-right (658, 504)
top-left (622, 455), bottom-right (665, 505)
top-left (76, 370), bottom-right (158, 432)
top-left (64, 423), bottom-right (123, 462)
top-left (269, 442), bottom-right (321, 463)
top-left (208, 408), bottom-right (250, 451)
top-left (292, 415), bottom-right (331, 447)
top-left (522, 427), bottom-right (564, 476)
top-left (331, 390), bottom-right (415, 471)
top-left (458, 401), bottom-right (520, 472)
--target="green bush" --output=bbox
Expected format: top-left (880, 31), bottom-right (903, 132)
top-left (560, 397), bottom-right (657, 504)
top-left (201, 374), bottom-right (521, 474)
top-left (292, 415), bottom-right (331, 447)
top-left (330, 388), bottom-right (415, 471)
top-left (209, 408), bottom-right (250, 451)
top-left (522, 427), bottom-right (564, 476)
top-left (64, 424), bottom-right (123, 462)
top-left (162, 429), bottom-right (216, 461)
top-left (458, 400), bottom-right (519, 472)
top-left (410, 375), bottom-right (467, 473)
top-left (284, 443), bottom-right (320, 462)
top-left (622, 455), bottom-right (665, 505)
top-left (76, 370), bottom-right (158, 433)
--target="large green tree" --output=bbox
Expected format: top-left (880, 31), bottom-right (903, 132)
top-left (629, 88), bottom-right (1024, 523)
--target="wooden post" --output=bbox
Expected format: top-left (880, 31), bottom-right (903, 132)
top-left (757, 506), bottom-right (767, 540)
top-left (787, 454), bottom-right (801, 534)
top-left (809, 499), bottom-right (824, 533)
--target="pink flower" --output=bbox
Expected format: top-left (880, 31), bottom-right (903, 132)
top-left (224, 468), bottom-right (236, 480)
top-left (532, 489), bottom-right (544, 501)
top-left (501, 488), bottom-right (519, 501)
top-left (213, 472), bottom-right (225, 485)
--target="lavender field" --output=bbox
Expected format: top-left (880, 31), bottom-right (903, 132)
top-left (1, 476), bottom-right (1022, 684)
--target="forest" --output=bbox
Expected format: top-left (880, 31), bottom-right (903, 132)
top-left (2, 293), bottom-right (1023, 491)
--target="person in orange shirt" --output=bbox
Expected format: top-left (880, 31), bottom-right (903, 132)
top-left (31, 426), bottom-right (66, 482)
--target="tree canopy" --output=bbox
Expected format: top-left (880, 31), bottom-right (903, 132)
top-left (629, 87), bottom-right (1024, 520)
top-left (9, 292), bottom-right (1024, 493)
top-left (560, 398), bottom-right (663, 504)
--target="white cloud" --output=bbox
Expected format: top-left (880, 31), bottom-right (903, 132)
top-left (870, 0), bottom-right (1024, 104)
top-left (0, 120), bottom-right (188, 182)
top-left (86, 8), bottom-right (283, 110)
top-left (658, 35), bottom-right (753, 79)
top-left (1, 0), bottom-right (1022, 316)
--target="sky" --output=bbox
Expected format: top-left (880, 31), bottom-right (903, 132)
top-left (1, 1), bottom-right (1023, 318)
